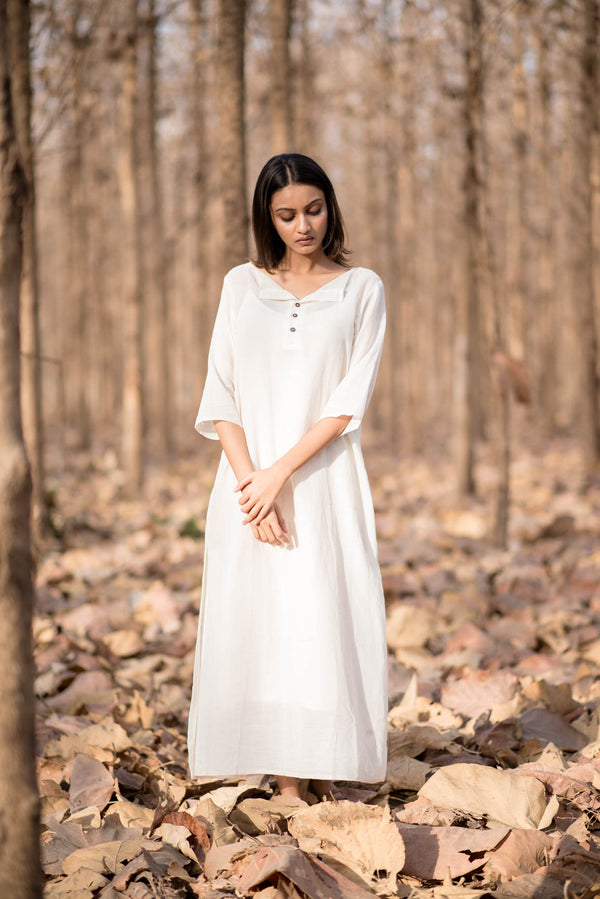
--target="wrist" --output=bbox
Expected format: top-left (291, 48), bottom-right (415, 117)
top-left (272, 457), bottom-right (293, 483)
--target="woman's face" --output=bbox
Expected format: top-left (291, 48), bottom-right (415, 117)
top-left (269, 182), bottom-right (328, 258)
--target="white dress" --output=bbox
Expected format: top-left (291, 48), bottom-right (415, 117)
top-left (188, 261), bottom-right (388, 782)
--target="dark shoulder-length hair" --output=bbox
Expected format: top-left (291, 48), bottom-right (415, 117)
top-left (252, 153), bottom-right (351, 272)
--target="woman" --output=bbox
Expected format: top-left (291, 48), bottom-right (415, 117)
top-left (188, 153), bottom-right (388, 804)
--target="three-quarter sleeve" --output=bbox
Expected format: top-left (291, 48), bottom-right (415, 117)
top-left (195, 274), bottom-right (243, 439)
top-left (318, 275), bottom-right (386, 437)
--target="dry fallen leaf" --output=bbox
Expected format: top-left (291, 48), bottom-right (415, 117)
top-left (396, 822), bottom-right (509, 880)
top-left (419, 763), bottom-right (559, 829)
top-left (69, 754), bottom-right (116, 813)
top-left (288, 800), bottom-right (405, 894)
top-left (234, 845), bottom-right (377, 899)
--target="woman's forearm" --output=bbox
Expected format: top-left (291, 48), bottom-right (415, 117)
top-left (273, 415), bottom-right (352, 481)
top-left (214, 420), bottom-right (255, 481)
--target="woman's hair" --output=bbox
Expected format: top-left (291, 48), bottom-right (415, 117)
top-left (252, 153), bottom-right (351, 272)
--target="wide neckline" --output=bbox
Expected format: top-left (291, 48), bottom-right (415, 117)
top-left (252, 263), bottom-right (356, 301)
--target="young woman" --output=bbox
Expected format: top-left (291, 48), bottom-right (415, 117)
top-left (188, 153), bottom-right (388, 804)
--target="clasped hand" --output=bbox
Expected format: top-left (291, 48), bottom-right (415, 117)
top-left (234, 465), bottom-right (291, 547)
top-left (233, 465), bottom-right (287, 525)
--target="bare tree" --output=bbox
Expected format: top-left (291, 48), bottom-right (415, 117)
top-left (576, 0), bottom-right (600, 482)
top-left (139, 0), bottom-right (171, 456)
top-left (118, 0), bottom-right (145, 490)
top-left (0, 0), bottom-right (43, 894)
top-left (456, 0), bottom-right (486, 496)
top-left (218, 0), bottom-right (248, 270)
top-left (12, 0), bottom-right (46, 537)
top-left (269, 0), bottom-right (293, 154)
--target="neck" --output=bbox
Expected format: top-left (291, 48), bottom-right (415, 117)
top-left (279, 248), bottom-right (330, 274)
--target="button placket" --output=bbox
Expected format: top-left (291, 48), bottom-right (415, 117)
top-left (290, 300), bottom-right (300, 332)
top-left (283, 299), bottom-right (302, 349)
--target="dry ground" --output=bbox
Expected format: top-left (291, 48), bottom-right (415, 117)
top-left (36, 438), bottom-right (600, 898)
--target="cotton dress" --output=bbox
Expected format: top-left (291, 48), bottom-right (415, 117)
top-left (188, 261), bottom-right (388, 783)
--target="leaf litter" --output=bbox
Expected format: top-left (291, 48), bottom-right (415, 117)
top-left (37, 443), bottom-right (600, 896)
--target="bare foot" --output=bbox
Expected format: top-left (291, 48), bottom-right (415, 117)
top-left (309, 779), bottom-right (347, 801)
top-left (276, 775), bottom-right (308, 806)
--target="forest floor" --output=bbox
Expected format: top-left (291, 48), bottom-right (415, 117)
top-left (36, 438), bottom-right (600, 898)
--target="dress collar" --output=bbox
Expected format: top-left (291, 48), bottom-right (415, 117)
top-left (253, 265), bottom-right (355, 303)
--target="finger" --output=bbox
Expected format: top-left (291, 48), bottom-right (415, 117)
top-left (241, 500), bottom-right (260, 521)
top-left (234, 474), bottom-right (253, 492)
top-left (271, 519), bottom-right (289, 545)
top-left (242, 503), bottom-right (264, 525)
top-left (262, 521), bottom-right (282, 545)
top-left (274, 506), bottom-right (288, 533)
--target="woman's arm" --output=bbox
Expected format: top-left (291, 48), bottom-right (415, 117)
top-left (213, 420), bottom-right (255, 483)
top-left (214, 420), bottom-right (290, 545)
top-left (234, 414), bottom-right (352, 526)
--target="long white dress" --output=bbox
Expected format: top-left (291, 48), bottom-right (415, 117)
top-left (188, 261), bottom-right (388, 782)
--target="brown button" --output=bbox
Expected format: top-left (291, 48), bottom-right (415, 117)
top-left (295, 302), bottom-right (300, 307)
top-left (292, 313), bottom-right (298, 318)
top-left (290, 327), bottom-right (296, 332)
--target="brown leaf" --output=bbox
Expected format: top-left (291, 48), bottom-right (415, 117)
top-left (482, 829), bottom-right (554, 881)
top-left (395, 795), bottom-right (467, 827)
top-left (162, 811), bottom-right (211, 852)
top-left (101, 629), bottom-right (145, 658)
top-left (288, 800), bottom-right (405, 893)
top-left (397, 823), bottom-right (509, 880)
top-left (203, 838), bottom-right (261, 880)
top-left (386, 756), bottom-right (431, 791)
top-left (441, 670), bottom-right (519, 719)
top-left (419, 763), bottom-right (559, 829)
top-left (69, 754), bottom-right (115, 812)
top-left (519, 707), bottom-right (587, 752)
top-left (229, 797), bottom-right (290, 836)
top-left (234, 845), bottom-right (378, 899)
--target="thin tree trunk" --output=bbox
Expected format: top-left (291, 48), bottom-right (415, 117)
top-left (457, 0), bottom-right (485, 496)
top-left (218, 0), bottom-right (248, 270)
top-left (535, 25), bottom-right (558, 433)
top-left (292, 0), bottom-right (314, 153)
top-left (118, 0), bottom-right (145, 490)
top-left (0, 1), bottom-right (42, 894)
top-left (190, 0), bottom-right (210, 363)
top-left (506, 8), bottom-right (528, 362)
top-left (140, 0), bottom-right (171, 456)
top-left (577, 0), bottom-right (600, 481)
top-left (11, 0), bottom-right (46, 540)
top-left (270, 0), bottom-right (293, 154)
top-left (397, 14), bottom-right (419, 453)
top-left (66, 16), bottom-right (91, 452)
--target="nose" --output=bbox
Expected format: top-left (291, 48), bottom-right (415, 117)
top-left (297, 215), bottom-right (310, 233)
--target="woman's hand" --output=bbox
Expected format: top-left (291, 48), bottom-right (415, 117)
top-left (234, 462), bottom-right (289, 525)
top-left (250, 504), bottom-right (290, 546)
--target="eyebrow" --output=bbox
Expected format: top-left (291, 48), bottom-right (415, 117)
top-left (274, 198), bottom-right (323, 212)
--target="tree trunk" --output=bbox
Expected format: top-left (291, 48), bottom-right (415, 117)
top-left (140, 0), bottom-right (171, 456)
top-left (457, 0), bottom-right (485, 496)
top-left (577, 0), bottom-right (600, 482)
top-left (269, 0), bottom-right (293, 154)
top-left (292, 0), bottom-right (314, 153)
top-left (0, 1), bottom-right (43, 895)
top-left (66, 15), bottom-right (91, 452)
top-left (190, 0), bottom-right (210, 363)
top-left (10, 0), bottom-right (46, 539)
top-left (535, 24), bottom-right (558, 433)
top-left (218, 0), bottom-right (248, 270)
top-left (118, 0), bottom-right (145, 490)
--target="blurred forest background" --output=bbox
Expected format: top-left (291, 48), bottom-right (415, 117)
top-left (24, 0), bottom-right (600, 525)
top-left (4, 2), bottom-right (600, 895)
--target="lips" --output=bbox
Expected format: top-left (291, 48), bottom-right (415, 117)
top-left (297, 237), bottom-right (313, 244)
